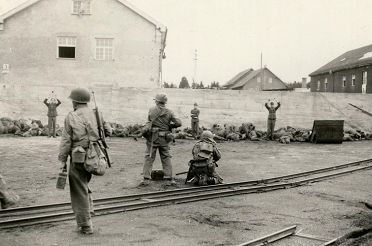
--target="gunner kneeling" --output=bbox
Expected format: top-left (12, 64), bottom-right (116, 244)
top-left (186, 130), bottom-right (223, 185)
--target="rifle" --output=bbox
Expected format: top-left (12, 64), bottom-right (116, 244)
top-left (92, 91), bottom-right (112, 168)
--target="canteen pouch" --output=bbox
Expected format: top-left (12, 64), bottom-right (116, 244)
top-left (84, 142), bottom-right (107, 176)
top-left (71, 146), bottom-right (86, 163)
top-left (165, 133), bottom-right (174, 143)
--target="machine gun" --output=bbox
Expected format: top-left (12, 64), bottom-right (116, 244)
top-left (92, 91), bottom-right (112, 168)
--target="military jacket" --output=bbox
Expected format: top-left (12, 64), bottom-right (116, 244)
top-left (44, 99), bottom-right (61, 117)
top-left (265, 103), bottom-right (281, 120)
top-left (148, 105), bottom-right (182, 131)
top-left (192, 139), bottom-right (221, 162)
top-left (58, 105), bottom-right (111, 162)
top-left (191, 108), bottom-right (200, 122)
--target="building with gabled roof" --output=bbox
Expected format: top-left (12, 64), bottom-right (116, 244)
top-left (309, 44), bottom-right (372, 93)
top-left (223, 67), bottom-right (288, 91)
top-left (0, 0), bottom-right (167, 88)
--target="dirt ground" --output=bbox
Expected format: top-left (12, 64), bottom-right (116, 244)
top-left (0, 136), bottom-right (372, 246)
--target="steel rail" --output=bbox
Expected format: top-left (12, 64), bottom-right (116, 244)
top-left (1, 163), bottom-right (372, 229)
top-left (1, 158), bottom-right (371, 219)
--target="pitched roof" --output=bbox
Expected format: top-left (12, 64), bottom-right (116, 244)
top-left (310, 44), bottom-right (372, 76)
top-left (223, 68), bottom-right (253, 88)
top-left (0, 0), bottom-right (166, 31)
top-left (230, 69), bottom-right (263, 89)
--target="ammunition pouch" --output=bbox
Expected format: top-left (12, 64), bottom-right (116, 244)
top-left (71, 146), bottom-right (86, 163)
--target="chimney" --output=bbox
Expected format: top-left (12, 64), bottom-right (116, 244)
top-left (302, 77), bottom-right (307, 88)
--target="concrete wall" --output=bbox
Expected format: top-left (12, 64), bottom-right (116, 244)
top-left (1, 83), bottom-right (372, 132)
top-left (0, 0), bottom-right (162, 88)
top-left (310, 66), bottom-right (372, 93)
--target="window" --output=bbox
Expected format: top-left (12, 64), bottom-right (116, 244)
top-left (268, 77), bottom-right (273, 83)
top-left (317, 80), bottom-right (320, 90)
top-left (351, 74), bottom-right (356, 86)
top-left (95, 38), bottom-right (113, 61)
top-left (57, 36), bottom-right (76, 59)
top-left (324, 78), bottom-right (328, 90)
top-left (72, 0), bottom-right (91, 15)
top-left (257, 77), bottom-right (261, 83)
top-left (363, 71), bottom-right (367, 85)
top-left (342, 76), bottom-right (346, 87)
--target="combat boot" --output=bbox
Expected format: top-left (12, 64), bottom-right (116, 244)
top-left (79, 226), bottom-right (94, 235)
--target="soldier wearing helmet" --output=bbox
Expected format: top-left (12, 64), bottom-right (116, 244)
top-left (185, 130), bottom-right (223, 186)
top-left (58, 88), bottom-right (111, 234)
top-left (190, 102), bottom-right (200, 139)
top-left (43, 91), bottom-right (61, 138)
top-left (140, 94), bottom-right (182, 186)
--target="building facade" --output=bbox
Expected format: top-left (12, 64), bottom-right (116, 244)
top-left (309, 44), bottom-right (372, 93)
top-left (0, 0), bottom-right (167, 88)
top-left (223, 67), bottom-right (288, 91)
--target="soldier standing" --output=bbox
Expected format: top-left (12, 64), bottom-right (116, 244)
top-left (190, 102), bottom-right (200, 139)
top-left (141, 94), bottom-right (182, 186)
top-left (265, 100), bottom-right (281, 140)
top-left (44, 92), bottom-right (61, 138)
top-left (58, 88), bottom-right (111, 234)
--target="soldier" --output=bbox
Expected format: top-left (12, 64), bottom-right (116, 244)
top-left (265, 100), bottom-right (281, 140)
top-left (186, 130), bottom-right (222, 185)
top-left (58, 88), bottom-right (111, 235)
top-left (140, 94), bottom-right (182, 186)
top-left (0, 174), bottom-right (19, 209)
top-left (190, 102), bottom-right (200, 139)
top-left (44, 92), bottom-right (61, 138)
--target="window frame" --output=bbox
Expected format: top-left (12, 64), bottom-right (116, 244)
top-left (342, 76), bottom-right (347, 87)
top-left (317, 80), bottom-right (320, 91)
top-left (324, 78), bottom-right (328, 91)
top-left (94, 38), bottom-right (114, 61)
top-left (72, 0), bottom-right (91, 15)
top-left (351, 74), bottom-right (356, 86)
top-left (56, 36), bottom-right (77, 59)
top-left (363, 71), bottom-right (368, 85)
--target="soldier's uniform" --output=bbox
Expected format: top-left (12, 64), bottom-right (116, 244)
top-left (44, 98), bottom-right (61, 138)
top-left (186, 131), bottom-right (222, 185)
top-left (0, 174), bottom-right (19, 209)
top-left (190, 103), bottom-right (200, 139)
top-left (265, 102), bottom-right (281, 140)
top-left (142, 94), bottom-right (182, 184)
top-left (58, 88), bottom-right (111, 234)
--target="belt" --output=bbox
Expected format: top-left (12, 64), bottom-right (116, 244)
top-left (158, 131), bottom-right (170, 137)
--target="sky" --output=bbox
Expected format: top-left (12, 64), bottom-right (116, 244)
top-left (1, 0), bottom-right (372, 85)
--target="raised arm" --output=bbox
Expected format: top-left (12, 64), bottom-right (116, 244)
top-left (264, 103), bottom-right (270, 110)
top-left (56, 99), bottom-right (62, 107)
top-left (43, 98), bottom-right (49, 106)
top-left (275, 102), bottom-right (281, 110)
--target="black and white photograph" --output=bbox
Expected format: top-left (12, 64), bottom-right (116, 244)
top-left (0, 0), bottom-right (371, 245)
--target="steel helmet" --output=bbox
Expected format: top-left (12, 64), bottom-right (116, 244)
top-left (69, 88), bottom-right (91, 103)
top-left (200, 130), bottom-right (214, 140)
top-left (154, 94), bottom-right (168, 104)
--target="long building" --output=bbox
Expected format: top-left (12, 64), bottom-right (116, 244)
top-left (0, 0), bottom-right (167, 88)
top-left (309, 44), bottom-right (372, 93)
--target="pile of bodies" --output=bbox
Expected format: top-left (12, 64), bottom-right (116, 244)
top-left (0, 117), bottom-right (63, 137)
top-left (1, 117), bottom-right (371, 143)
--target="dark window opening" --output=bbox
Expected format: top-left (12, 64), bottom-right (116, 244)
top-left (58, 47), bottom-right (75, 58)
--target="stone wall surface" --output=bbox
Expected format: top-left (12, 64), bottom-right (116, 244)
top-left (1, 83), bottom-right (372, 131)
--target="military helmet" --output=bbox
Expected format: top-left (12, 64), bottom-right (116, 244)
top-left (194, 102), bottom-right (198, 106)
top-left (154, 94), bottom-right (168, 104)
top-left (200, 130), bottom-right (214, 140)
top-left (69, 88), bottom-right (91, 103)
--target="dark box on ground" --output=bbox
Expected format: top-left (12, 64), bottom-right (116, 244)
top-left (310, 120), bottom-right (344, 144)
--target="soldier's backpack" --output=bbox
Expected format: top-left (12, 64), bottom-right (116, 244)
top-left (196, 141), bottom-right (214, 160)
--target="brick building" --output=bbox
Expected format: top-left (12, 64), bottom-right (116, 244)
top-left (309, 44), bottom-right (372, 93)
top-left (0, 0), bottom-right (167, 88)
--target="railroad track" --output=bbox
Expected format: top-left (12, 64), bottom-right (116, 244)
top-left (1, 158), bottom-right (372, 230)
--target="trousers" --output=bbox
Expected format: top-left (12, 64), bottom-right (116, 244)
top-left (143, 141), bottom-right (172, 179)
top-left (48, 116), bottom-right (57, 137)
top-left (191, 121), bottom-right (199, 138)
top-left (69, 161), bottom-right (93, 227)
top-left (267, 119), bottom-right (276, 140)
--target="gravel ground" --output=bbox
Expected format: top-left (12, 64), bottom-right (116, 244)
top-left (0, 136), bottom-right (371, 246)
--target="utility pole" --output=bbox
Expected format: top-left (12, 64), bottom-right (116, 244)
top-left (260, 52), bottom-right (263, 91)
top-left (193, 49), bottom-right (198, 84)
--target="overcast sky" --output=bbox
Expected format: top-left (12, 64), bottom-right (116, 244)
top-left (1, 0), bottom-right (372, 85)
